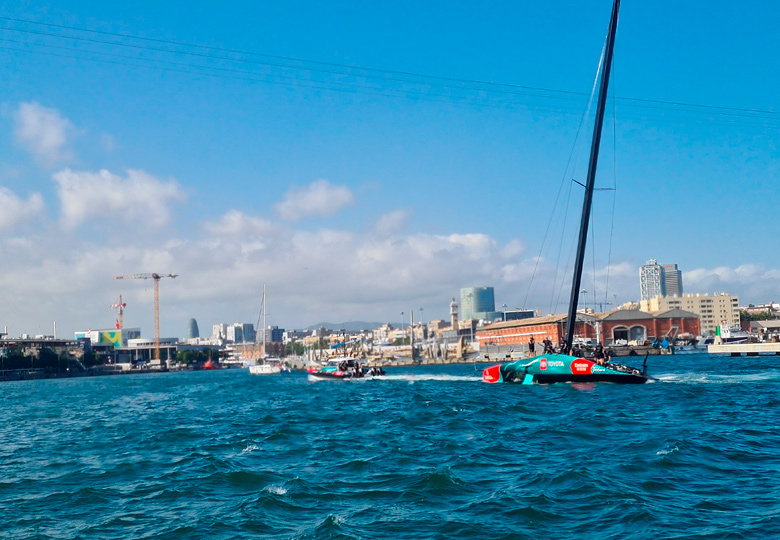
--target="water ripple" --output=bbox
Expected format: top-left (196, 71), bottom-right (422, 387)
top-left (2, 357), bottom-right (780, 539)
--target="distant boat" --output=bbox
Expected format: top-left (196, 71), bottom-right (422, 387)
top-left (202, 358), bottom-right (219, 370)
top-left (247, 284), bottom-right (288, 375)
top-left (483, 0), bottom-right (651, 385)
top-left (249, 358), bottom-right (283, 375)
top-left (307, 357), bottom-right (385, 380)
top-left (716, 324), bottom-right (751, 344)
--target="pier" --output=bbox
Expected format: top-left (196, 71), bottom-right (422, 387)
top-left (708, 343), bottom-right (780, 356)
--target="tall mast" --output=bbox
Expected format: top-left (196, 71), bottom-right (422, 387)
top-left (262, 283), bottom-right (267, 358)
top-left (565, 0), bottom-right (620, 353)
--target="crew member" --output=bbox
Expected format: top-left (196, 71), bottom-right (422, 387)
top-left (594, 342), bottom-right (605, 365)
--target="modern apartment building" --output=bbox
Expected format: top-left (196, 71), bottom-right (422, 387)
top-left (263, 325), bottom-right (284, 343)
top-left (223, 322), bottom-right (255, 343)
top-left (212, 323), bottom-right (228, 340)
top-left (640, 259), bottom-right (684, 300)
top-left (639, 259), bottom-right (666, 301)
top-left (639, 292), bottom-right (739, 336)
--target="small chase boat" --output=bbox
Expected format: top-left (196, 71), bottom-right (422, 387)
top-left (307, 358), bottom-right (385, 380)
top-left (483, 353), bottom-right (650, 385)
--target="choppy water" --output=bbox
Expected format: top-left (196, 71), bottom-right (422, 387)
top-left (2, 352), bottom-right (780, 539)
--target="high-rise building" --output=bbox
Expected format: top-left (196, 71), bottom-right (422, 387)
top-left (186, 318), bottom-right (199, 340)
top-left (663, 264), bottom-right (684, 296)
top-left (263, 325), bottom-right (284, 343)
top-left (212, 323), bottom-right (228, 340)
top-left (240, 323), bottom-right (256, 344)
top-left (228, 323), bottom-right (255, 343)
top-left (460, 287), bottom-right (501, 321)
top-left (639, 259), bottom-right (666, 301)
top-left (226, 324), bottom-right (242, 343)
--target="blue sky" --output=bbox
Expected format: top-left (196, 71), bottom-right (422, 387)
top-left (1, 1), bottom-right (779, 338)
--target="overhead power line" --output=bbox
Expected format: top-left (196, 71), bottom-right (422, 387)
top-left (0, 14), bottom-right (778, 123)
top-left (0, 15), bottom-right (587, 97)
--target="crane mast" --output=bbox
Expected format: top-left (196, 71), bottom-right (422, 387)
top-left (110, 295), bottom-right (126, 329)
top-left (114, 273), bottom-right (178, 361)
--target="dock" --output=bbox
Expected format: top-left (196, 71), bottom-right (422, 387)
top-left (708, 343), bottom-right (780, 356)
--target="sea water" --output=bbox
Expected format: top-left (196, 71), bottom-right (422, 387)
top-left (2, 352), bottom-right (779, 539)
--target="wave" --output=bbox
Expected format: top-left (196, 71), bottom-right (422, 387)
top-left (5, 364), bottom-right (780, 539)
top-left (657, 370), bottom-right (780, 384)
top-left (377, 374), bottom-right (482, 382)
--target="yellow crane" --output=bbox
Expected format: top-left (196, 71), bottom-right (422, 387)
top-left (114, 273), bottom-right (178, 361)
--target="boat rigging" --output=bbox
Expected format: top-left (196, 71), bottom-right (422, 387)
top-left (483, 0), bottom-right (652, 385)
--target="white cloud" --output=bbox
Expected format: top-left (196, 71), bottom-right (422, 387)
top-left (53, 168), bottom-right (186, 229)
top-left (374, 209), bottom-right (408, 236)
top-left (275, 179), bottom-right (354, 221)
top-left (685, 264), bottom-right (780, 294)
top-left (501, 239), bottom-right (525, 258)
top-left (3, 210), bottom-right (525, 334)
top-left (593, 261), bottom-right (635, 279)
top-left (9, 199), bottom-right (780, 340)
top-left (101, 133), bottom-right (115, 152)
top-left (204, 210), bottom-right (277, 237)
top-left (500, 258), bottom-right (542, 283)
top-left (13, 102), bottom-right (75, 166)
top-left (0, 187), bottom-right (44, 232)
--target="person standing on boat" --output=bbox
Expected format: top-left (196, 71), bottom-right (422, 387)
top-left (543, 337), bottom-right (554, 354)
top-left (528, 336), bottom-right (536, 357)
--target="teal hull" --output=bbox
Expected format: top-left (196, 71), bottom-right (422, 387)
top-left (483, 353), bottom-right (650, 384)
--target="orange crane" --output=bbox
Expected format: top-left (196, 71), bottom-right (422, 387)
top-left (114, 273), bottom-right (178, 360)
top-left (110, 295), bottom-right (127, 329)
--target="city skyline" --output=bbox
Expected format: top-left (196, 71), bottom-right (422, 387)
top-left (1, 1), bottom-right (780, 337)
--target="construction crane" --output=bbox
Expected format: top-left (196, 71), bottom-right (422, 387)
top-left (110, 295), bottom-right (127, 329)
top-left (114, 273), bottom-right (178, 361)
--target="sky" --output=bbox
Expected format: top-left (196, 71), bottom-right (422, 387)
top-left (1, 0), bottom-right (779, 339)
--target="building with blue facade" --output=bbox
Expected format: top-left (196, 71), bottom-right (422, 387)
top-left (186, 318), bottom-right (199, 340)
top-left (460, 287), bottom-right (502, 321)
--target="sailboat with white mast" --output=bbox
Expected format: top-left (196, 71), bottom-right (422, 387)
top-left (248, 284), bottom-right (285, 375)
top-left (483, 0), bottom-right (652, 385)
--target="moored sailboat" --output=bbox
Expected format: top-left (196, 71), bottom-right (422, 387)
top-left (483, 0), bottom-right (652, 385)
top-left (247, 284), bottom-right (288, 375)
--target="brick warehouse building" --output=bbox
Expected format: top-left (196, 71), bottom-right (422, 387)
top-left (600, 309), bottom-right (700, 343)
top-left (477, 309), bottom-right (700, 346)
top-left (476, 313), bottom-right (600, 347)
